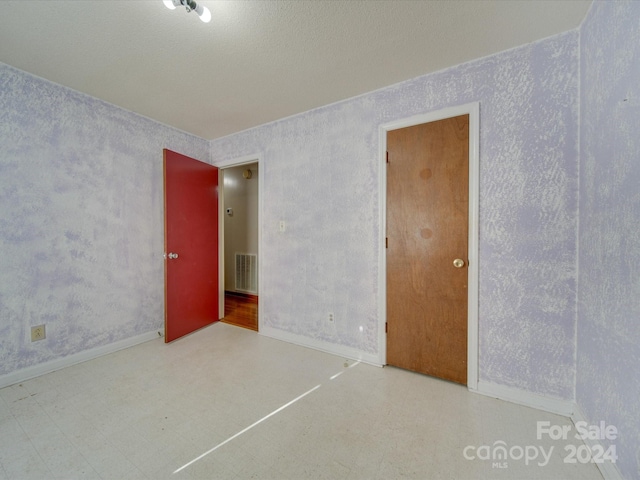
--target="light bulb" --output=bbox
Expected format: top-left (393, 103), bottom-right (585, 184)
top-left (198, 5), bottom-right (211, 23)
top-left (163, 0), bottom-right (177, 10)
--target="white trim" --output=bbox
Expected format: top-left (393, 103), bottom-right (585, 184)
top-left (476, 384), bottom-right (624, 479)
top-left (0, 331), bottom-right (160, 389)
top-left (476, 381), bottom-right (575, 416)
top-left (214, 154), bottom-right (261, 169)
top-left (379, 102), bottom-right (480, 390)
top-left (214, 153), bottom-right (263, 330)
top-left (571, 406), bottom-right (624, 480)
top-left (467, 103), bottom-right (480, 390)
top-left (260, 326), bottom-right (382, 367)
top-left (218, 168), bottom-right (226, 319)
top-left (377, 121), bottom-right (388, 368)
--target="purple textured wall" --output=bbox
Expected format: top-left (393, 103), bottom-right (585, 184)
top-left (578, 1), bottom-right (640, 478)
top-left (211, 31), bottom-right (580, 399)
top-left (0, 64), bottom-right (209, 376)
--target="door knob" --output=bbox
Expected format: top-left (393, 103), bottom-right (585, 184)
top-left (167, 253), bottom-right (179, 259)
top-left (453, 258), bottom-right (465, 268)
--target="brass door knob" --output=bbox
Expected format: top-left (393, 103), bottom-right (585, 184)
top-left (453, 258), bottom-right (465, 268)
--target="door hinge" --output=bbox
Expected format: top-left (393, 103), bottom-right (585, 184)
top-left (385, 322), bottom-right (388, 333)
top-left (385, 237), bottom-right (388, 248)
top-left (386, 151), bottom-right (389, 164)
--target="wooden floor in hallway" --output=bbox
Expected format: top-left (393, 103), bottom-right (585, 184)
top-left (221, 291), bottom-right (258, 331)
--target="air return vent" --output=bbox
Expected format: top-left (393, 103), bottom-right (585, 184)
top-left (235, 253), bottom-right (257, 293)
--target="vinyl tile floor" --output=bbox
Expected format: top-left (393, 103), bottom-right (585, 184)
top-left (0, 323), bottom-right (603, 479)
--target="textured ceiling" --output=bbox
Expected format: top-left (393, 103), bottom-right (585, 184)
top-left (0, 0), bottom-right (591, 140)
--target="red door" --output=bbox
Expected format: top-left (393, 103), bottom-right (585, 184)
top-left (163, 149), bottom-right (219, 343)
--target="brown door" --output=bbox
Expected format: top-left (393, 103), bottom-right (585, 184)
top-left (386, 115), bottom-right (469, 384)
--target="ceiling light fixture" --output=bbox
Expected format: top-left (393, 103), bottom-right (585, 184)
top-left (163, 0), bottom-right (211, 23)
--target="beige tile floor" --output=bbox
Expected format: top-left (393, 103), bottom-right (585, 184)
top-left (0, 322), bottom-right (602, 479)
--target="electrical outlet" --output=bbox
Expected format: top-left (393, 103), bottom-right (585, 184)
top-left (328, 313), bottom-right (334, 324)
top-left (31, 325), bottom-right (46, 342)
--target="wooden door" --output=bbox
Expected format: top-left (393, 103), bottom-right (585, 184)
top-left (164, 149), bottom-right (219, 343)
top-left (386, 115), bottom-right (469, 384)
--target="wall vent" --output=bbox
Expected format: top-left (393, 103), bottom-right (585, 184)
top-left (235, 253), bottom-right (257, 293)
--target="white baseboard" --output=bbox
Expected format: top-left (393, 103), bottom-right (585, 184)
top-left (475, 381), bottom-right (575, 416)
top-left (571, 406), bottom-right (624, 480)
top-left (0, 330), bottom-right (160, 389)
top-left (259, 326), bottom-right (382, 367)
top-left (475, 383), bottom-right (625, 479)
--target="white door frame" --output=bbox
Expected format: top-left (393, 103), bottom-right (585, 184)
top-left (378, 102), bottom-right (479, 390)
top-left (216, 154), bottom-right (263, 329)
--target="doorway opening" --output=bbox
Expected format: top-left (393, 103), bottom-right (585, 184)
top-left (379, 103), bottom-right (479, 390)
top-left (218, 157), bottom-right (261, 331)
